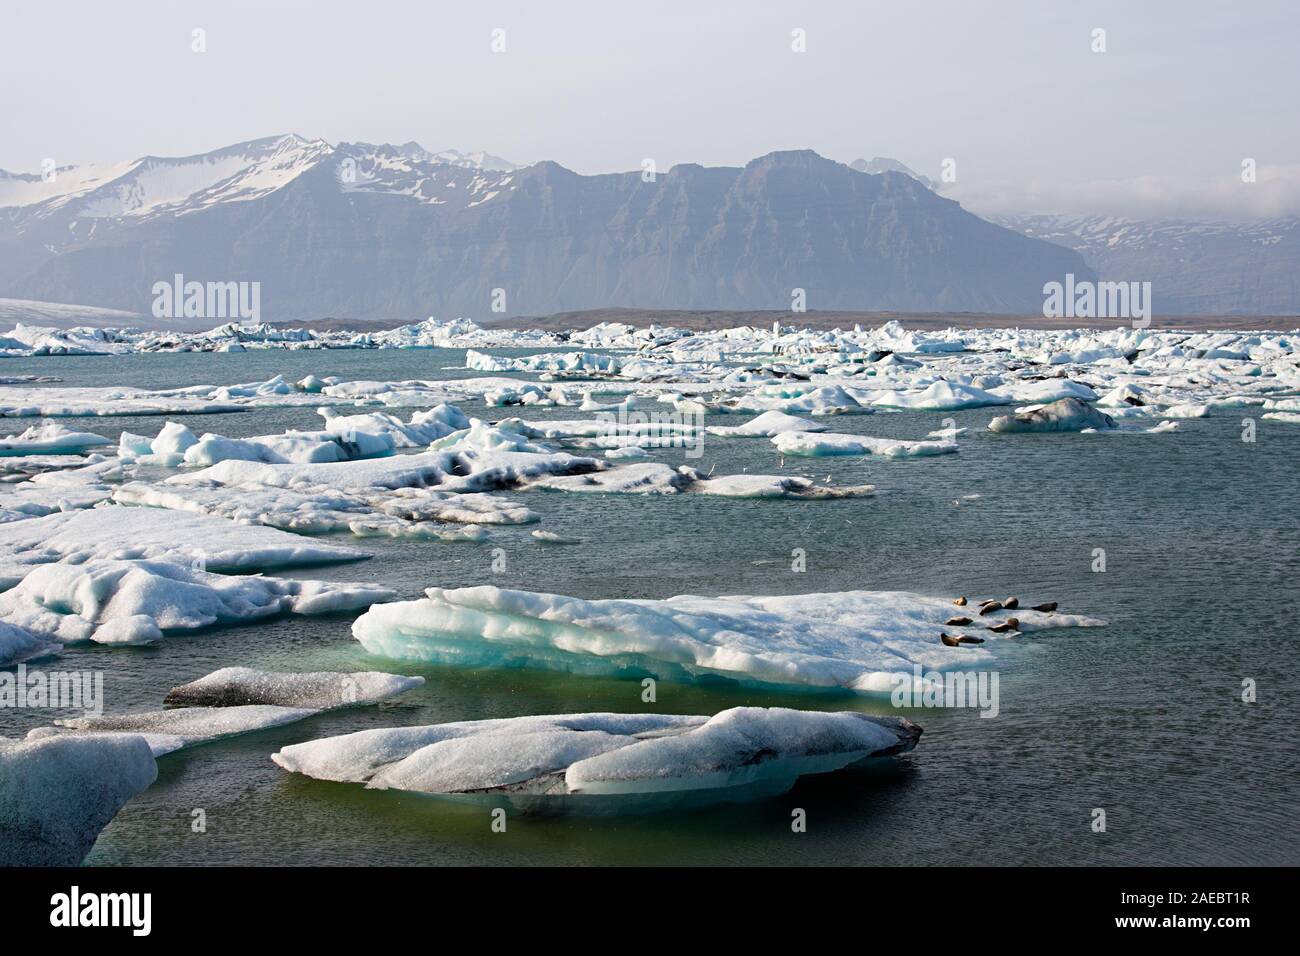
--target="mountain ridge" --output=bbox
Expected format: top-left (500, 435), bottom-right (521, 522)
top-left (2, 136), bottom-right (1099, 321)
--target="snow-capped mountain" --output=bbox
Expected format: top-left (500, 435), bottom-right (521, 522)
top-left (0, 136), bottom-right (1098, 322)
top-left (995, 214), bottom-right (1300, 315)
top-left (850, 157), bottom-right (937, 190)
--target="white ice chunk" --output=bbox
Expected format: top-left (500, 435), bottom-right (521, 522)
top-left (162, 667), bottom-right (424, 709)
top-left (353, 585), bottom-right (1102, 692)
top-left (988, 397), bottom-right (1116, 433)
top-left (0, 506), bottom-right (368, 571)
top-left (772, 430), bottom-right (958, 459)
top-left (272, 707), bottom-right (920, 812)
top-left (0, 619), bottom-right (61, 667)
top-left (706, 410), bottom-right (826, 437)
top-left (30, 705), bottom-right (318, 757)
top-left (871, 381), bottom-right (1008, 411)
top-left (0, 423), bottom-right (111, 457)
top-left (0, 734), bottom-right (157, 865)
top-left (0, 559), bottom-right (396, 646)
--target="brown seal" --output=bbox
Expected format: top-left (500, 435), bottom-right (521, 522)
top-left (987, 618), bottom-right (1020, 633)
top-left (1031, 602), bottom-right (1057, 613)
top-left (1003, 597), bottom-right (1019, 610)
top-left (979, 600), bottom-right (1003, 616)
top-left (953, 596), bottom-right (967, 606)
top-left (940, 633), bottom-right (961, 647)
top-left (946, 616), bottom-right (973, 626)
top-left (957, 634), bottom-right (985, 645)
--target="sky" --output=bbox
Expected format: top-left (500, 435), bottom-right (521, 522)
top-left (2, 0), bottom-right (1298, 219)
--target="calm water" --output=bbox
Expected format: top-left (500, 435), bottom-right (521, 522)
top-left (2, 348), bottom-right (1297, 866)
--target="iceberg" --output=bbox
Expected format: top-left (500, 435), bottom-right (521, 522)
top-left (706, 410), bottom-right (826, 437)
top-left (0, 423), bottom-right (111, 457)
top-left (530, 462), bottom-right (874, 498)
top-left (0, 506), bottom-right (368, 575)
top-left (772, 431), bottom-right (958, 459)
top-left (988, 397), bottom-right (1117, 433)
top-left (29, 705), bottom-right (317, 757)
top-left (272, 707), bottom-right (921, 813)
top-left (0, 558), bottom-right (398, 647)
top-left (318, 404), bottom-right (470, 448)
top-left (0, 619), bottom-right (60, 667)
top-left (163, 667), bottom-right (424, 709)
top-left (0, 734), bottom-right (157, 866)
top-left (870, 381), bottom-right (1008, 411)
top-left (353, 585), bottom-right (1102, 692)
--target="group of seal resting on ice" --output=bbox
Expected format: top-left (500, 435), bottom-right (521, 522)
top-left (942, 596), bottom-right (1059, 647)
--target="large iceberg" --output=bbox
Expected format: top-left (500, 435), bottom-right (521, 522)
top-left (273, 707), bottom-right (921, 813)
top-left (353, 585), bottom-right (1102, 692)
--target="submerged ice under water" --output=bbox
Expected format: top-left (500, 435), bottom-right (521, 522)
top-left (0, 346), bottom-right (1296, 865)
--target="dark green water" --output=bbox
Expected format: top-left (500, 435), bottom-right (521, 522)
top-left (1, 348), bottom-right (1296, 865)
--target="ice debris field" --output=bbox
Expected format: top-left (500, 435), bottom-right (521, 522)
top-left (1, 317), bottom-right (1297, 863)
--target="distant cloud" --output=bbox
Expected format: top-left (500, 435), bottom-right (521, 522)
top-left (946, 164), bottom-right (1300, 221)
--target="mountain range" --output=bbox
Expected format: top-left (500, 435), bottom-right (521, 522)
top-left (0, 134), bottom-right (1293, 324)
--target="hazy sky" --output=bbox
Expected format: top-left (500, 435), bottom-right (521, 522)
top-left (3, 0), bottom-right (1297, 219)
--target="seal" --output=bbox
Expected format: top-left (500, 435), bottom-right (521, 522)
top-left (946, 616), bottom-right (973, 626)
top-left (940, 633), bottom-right (961, 647)
top-left (1031, 602), bottom-right (1057, 613)
top-left (987, 618), bottom-right (1020, 633)
top-left (953, 596), bottom-right (968, 606)
top-left (1003, 597), bottom-right (1019, 610)
top-left (979, 600), bottom-right (1003, 616)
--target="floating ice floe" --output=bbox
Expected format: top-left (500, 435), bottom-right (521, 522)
top-left (870, 381), bottom-right (1008, 411)
top-left (772, 430), bottom-right (958, 459)
top-left (119, 420), bottom-right (393, 467)
top-left (0, 734), bottom-right (157, 865)
top-left (705, 410), bottom-right (826, 437)
top-left (1262, 410), bottom-right (1300, 424)
top-left (988, 397), bottom-right (1117, 433)
top-left (170, 439), bottom-right (602, 495)
top-left (113, 482), bottom-right (535, 538)
top-left (162, 667), bottom-right (424, 709)
top-left (0, 506), bottom-right (368, 583)
top-left (0, 483), bottom-right (112, 523)
top-left (531, 530), bottom-right (582, 544)
top-left (530, 462), bottom-right (874, 498)
top-left (318, 404), bottom-right (470, 448)
top-left (353, 585), bottom-right (1102, 692)
top-left (0, 558), bottom-right (397, 649)
top-left (0, 619), bottom-right (60, 667)
top-left (29, 706), bottom-right (318, 757)
top-left (722, 384), bottom-right (868, 416)
top-left (0, 384), bottom-right (243, 418)
top-left (0, 423), bottom-right (111, 457)
top-left (272, 707), bottom-right (922, 813)
top-left (27, 667), bottom-right (424, 757)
